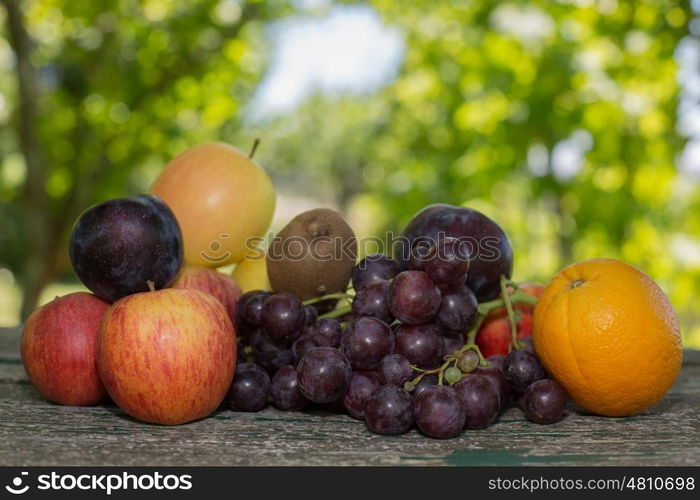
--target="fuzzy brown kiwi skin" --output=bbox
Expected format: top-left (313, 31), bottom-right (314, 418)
top-left (266, 208), bottom-right (357, 301)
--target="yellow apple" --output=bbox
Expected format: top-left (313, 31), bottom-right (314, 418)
top-left (232, 254), bottom-right (272, 293)
top-left (150, 142), bottom-right (275, 267)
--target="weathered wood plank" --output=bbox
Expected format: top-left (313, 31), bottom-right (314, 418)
top-left (1, 325), bottom-right (698, 467)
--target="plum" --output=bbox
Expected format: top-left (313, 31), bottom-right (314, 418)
top-left (399, 204), bottom-right (513, 301)
top-left (69, 195), bottom-right (183, 302)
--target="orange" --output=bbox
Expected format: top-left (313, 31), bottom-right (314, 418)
top-left (532, 258), bottom-right (682, 417)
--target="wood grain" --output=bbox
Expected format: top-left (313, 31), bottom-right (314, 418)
top-left (1, 328), bottom-right (698, 466)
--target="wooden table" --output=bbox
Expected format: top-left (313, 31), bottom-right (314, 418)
top-left (1, 328), bottom-right (698, 466)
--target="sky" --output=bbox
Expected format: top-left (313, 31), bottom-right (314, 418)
top-left (250, 4), bottom-right (404, 118)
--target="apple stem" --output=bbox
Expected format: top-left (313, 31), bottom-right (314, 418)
top-left (249, 137), bottom-right (261, 159)
top-left (147, 280), bottom-right (156, 292)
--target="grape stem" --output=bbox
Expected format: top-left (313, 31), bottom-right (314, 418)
top-left (406, 277), bottom-right (538, 388)
top-left (303, 292), bottom-right (354, 306)
top-left (318, 304), bottom-right (352, 319)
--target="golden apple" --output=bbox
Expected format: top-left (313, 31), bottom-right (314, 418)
top-left (150, 142), bottom-right (275, 267)
top-left (232, 254), bottom-right (272, 293)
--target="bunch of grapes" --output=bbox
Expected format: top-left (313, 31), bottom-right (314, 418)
top-left (230, 237), bottom-right (568, 439)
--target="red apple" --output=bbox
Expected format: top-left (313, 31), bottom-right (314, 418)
top-left (171, 266), bottom-right (242, 326)
top-left (21, 292), bottom-right (110, 406)
top-left (475, 283), bottom-right (544, 358)
top-left (98, 288), bottom-right (236, 425)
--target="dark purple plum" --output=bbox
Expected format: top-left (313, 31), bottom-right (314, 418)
top-left (414, 385), bottom-right (466, 438)
top-left (270, 365), bottom-right (309, 411)
top-left (521, 379), bottom-right (567, 424)
top-left (394, 323), bottom-right (443, 369)
top-left (226, 363), bottom-right (270, 412)
top-left (351, 281), bottom-right (394, 324)
top-left (364, 385), bottom-right (414, 435)
top-left (260, 293), bottom-right (306, 345)
top-left (503, 349), bottom-right (545, 395)
top-left (388, 271), bottom-right (442, 325)
top-left (436, 285), bottom-right (478, 337)
top-left (341, 317), bottom-right (395, 371)
top-left (400, 204), bottom-right (513, 301)
top-left (296, 347), bottom-right (352, 404)
top-left (378, 353), bottom-right (413, 386)
top-left (69, 195), bottom-right (183, 302)
top-left (351, 254), bottom-right (401, 291)
top-left (424, 237), bottom-right (470, 285)
top-left (454, 374), bottom-right (500, 429)
top-left (343, 372), bottom-right (381, 419)
top-left (251, 329), bottom-right (295, 373)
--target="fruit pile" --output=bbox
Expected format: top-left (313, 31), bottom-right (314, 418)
top-left (234, 253), bottom-right (566, 439)
top-left (20, 141), bottom-right (683, 437)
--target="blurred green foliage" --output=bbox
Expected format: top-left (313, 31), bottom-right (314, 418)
top-left (1, 0), bottom-right (699, 346)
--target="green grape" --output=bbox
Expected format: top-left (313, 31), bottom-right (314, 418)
top-left (457, 350), bottom-right (479, 373)
top-left (445, 366), bottom-right (462, 384)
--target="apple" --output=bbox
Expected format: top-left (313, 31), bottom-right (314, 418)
top-left (21, 292), bottom-right (110, 406)
top-left (172, 266), bottom-right (242, 326)
top-left (150, 142), bottom-right (276, 267)
top-left (475, 283), bottom-right (544, 358)
top-left (232, 253), bottom-right (272, 293)
top-left (98, 288), bottom-right (236, 425)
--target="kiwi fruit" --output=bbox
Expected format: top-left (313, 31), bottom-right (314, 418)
top-left (267, 208), bottom-right (357, 300)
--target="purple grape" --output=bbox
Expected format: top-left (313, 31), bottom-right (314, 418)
top-left (412, 373), bottom-right (438, 399)
top-left (443, 335), bottom-right (465, 358)
top-left (521, 379), bottom-right (567, 424)
top-left (436, 285), bottom-right (478, 337)
top-left (341, 317), bottom-right (395, 371)
top-left (351, 254), bottom-right (401, 291)
top-left (343, 372), bottom-right (381, 419)
top-left (291, 334), bottom-right (318, 364)
top-left (486, 354), bottom-right (505, 371)
top-left (503, 349), bottom-right (545, 395)
top-left (351, 281), bottom-right (394, 324)
top-left (296, 347), bottom-right (352, 404)
top-left (236, 339), bottom-right (246, 364)
top-left (473, 365), bottom-right (509, 409)
top-left (518, 337), bottom-right (535, 353)
top-left (394, 323), bottom-right (443, 369)
top-left (424, 237), bottom-right (470, 285)
top-left (378, 353), bottom-right (412, 386)
top-left (236, 290), bottom-right (272, 334)
top-left (388, 271), bottom-right (442, 325)
top-left (308, 318), bottom-right (342, 347)
top-left (304, 305), bottom-right (319, 327)
top-left (364, 385), bottom-right (414, 435)
top-left (251, 329), bottom-right (295, 373)
top-left (454, 374), bottom-right (500, 429)
top-left (226, 363), bottom-right (270, 412)
top-left (270, 365), bottom-right (309, 411)
top-left (261, 293), bottom-right (306, 345)
top-left (414, 385), bottom-right (466, 438)
top-left (407, 237), bottom-right (433, 271)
